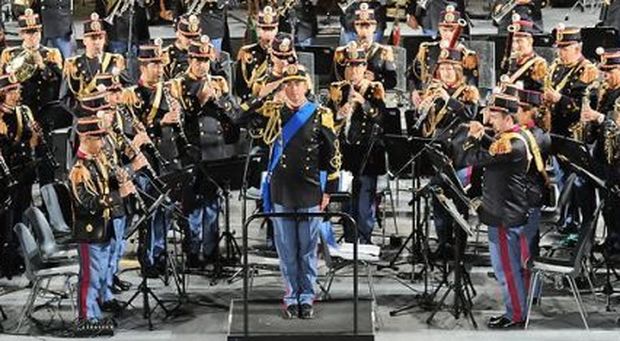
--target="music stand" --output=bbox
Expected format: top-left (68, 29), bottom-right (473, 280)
top-left (383, 134), bottom-right (435, 312)
top-left (550, 133), bottom-right (592, 171)
top-left (196, 156), bottom-right (247, 279)
top-left (423, 144), bottom-right (477, 328)
top-left (122, 185), bottom-right (179, 331)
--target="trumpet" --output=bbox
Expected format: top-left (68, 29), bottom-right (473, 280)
top-left (104, 0), bottom-right (133, 25)
top-left (186, 0), bottom-right (208, 16)
top-left (492, 0), bottom-right (518, 24)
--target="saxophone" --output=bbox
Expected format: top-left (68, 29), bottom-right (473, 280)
top-left (571, 80), bottom-right (601, 142)
top-left (604, 110), bottom-right (620, 165)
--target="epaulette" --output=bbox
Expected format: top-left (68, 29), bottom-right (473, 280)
top-left (0, 119), bottom-right (7, 136)
top-left (63, 56), bottom-right (79, 79)
top-left (328, 81), bottom-right (346, 102)
top-left (237, 44), bottom-right (258, 64)
top-left (379, 44), bottom-right (395, 62)
top-left (319, 106), bottom-right (335, 131)
top-left (461, 85), bottom-right (480, 103)
top-left (531, 57), bottom-right (548, 82)
top-left (111, 53), bottom-right (126, 71)
top-left (489, 135), bottom-right (513, 156)
top-left (334, 46), bottom-right (347, 65)
top-left (169, 78), bottom-right (183, 99)
top-left (0, 46), bottom-right (19, 66)
top-left (45, 48), bottom-right (63, 68)
top-left (462, 50), bottom-right (478, 70)
top-left (211, 75), bottom-right (230, 94)
top-left (121, 86), bottom-right (141, 107)
top-left (579, 61), bottom-right (598, 84)
top-left (69, 161), bottom-right (91, 186)
top-left (370, 81), bottom-right (385, 100)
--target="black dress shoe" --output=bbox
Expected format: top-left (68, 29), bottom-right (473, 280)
top-left (101, 299), bottom-right (124, 314)
top-left (487, 316), bottom-right (524, 329)
top-left (113, 275), bottom-right (132, 291)
top-left (299, 303), bottom-right (314, 319)
top-left (282, 304), bottom-right (298, 319)
top-left (488, 315), bottom-right (505, 324)
top-left (110, 285), bottom-right (122, 295)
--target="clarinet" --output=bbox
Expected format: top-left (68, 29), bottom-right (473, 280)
top-left (104, 135), bottom-right (147, 212)
top-left (19, 105), bottom-right (59, 169)
top-left (0, 150), bottom-right (17, 187)
top-left (117, 106), bottom-right (170, 168)
top-left (162, 81), bottom-right (191, 152)
top-left (112, 110), bottom-right (166, 190)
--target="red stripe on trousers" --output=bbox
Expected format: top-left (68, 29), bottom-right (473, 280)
top-left (520, 231), bottom-right (531, 295)
top-left (78, 243), bottom-right (90, 320)
top-left (498, 227), bottom-right (523, 322)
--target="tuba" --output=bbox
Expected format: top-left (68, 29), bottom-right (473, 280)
top-left (6, 49), bottom-right (38, 83)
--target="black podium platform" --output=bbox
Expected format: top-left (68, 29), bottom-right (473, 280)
top-left (227, 298), bottom-right (375, 341)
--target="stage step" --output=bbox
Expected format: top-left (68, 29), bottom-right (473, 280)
top-left (227, 298), bottom-right (375, 341)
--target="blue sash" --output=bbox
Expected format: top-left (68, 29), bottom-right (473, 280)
top-left (262, 101), bottom-right (318, 212)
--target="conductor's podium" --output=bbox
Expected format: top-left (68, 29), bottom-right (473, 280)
top-left (227, 298), bottom-right (375, 341)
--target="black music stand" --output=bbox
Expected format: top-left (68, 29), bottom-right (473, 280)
top-left (383, 134), bottom-right (437, 313)
top-left (550, 133), bottom-right (592, 171)
top-left (196, 157), bottom-right (247, 279)
top-left (122, 184), bottom-right (180, 331)
top-left (423, 145), bottom-right (477, 328)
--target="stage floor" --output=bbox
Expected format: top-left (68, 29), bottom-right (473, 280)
top-left (1, 179), bottom-right (619, 340)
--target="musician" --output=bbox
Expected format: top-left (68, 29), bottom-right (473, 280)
top-left (580, 48), bottom-right (620, 255)
top-left (339, 0), bottom-right (386, 44)
top-left (170, 36), bottom-right (238, 266)
top-left (235, 6), bottom-right (278, 102)
top-left (261, 63), bottom-right (340, 319)
top-left (409, 5), bottom-right (478, 92)
top-left (0, 74), bottom-right (40, 278)
top-left (500, 16), bottom-right (547, 93)
top-left (70, 116), bottom-right (136, 336)
top-left (515, 86), bottom-right (550, 298)
top-left (0, 9), bottom-right (63, 126)
top-left (413, 47), bottom-right (479, 254)
top-left (100, 0), bottom-right (151, 55)
top-left (545, 25), bottom-right (598, 138)
top-left (93, 73), bottom-right (142, 294)
top-left (124, 42), bottom-right (181, 275)
top-left (545, 25), bottom-right (598, 233)
top-left (334, 3), bottom-right (397, 90)
top-left (327, 42), bottom-right (386, 243)
top-left (163, 14), bottom-right (201, 80)
top-left (465, 94), bottom-right (530, 329)
top-left (61, 13), bottom-right (126, 112)
top-left (493, 0), bottom-right (543, 35)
